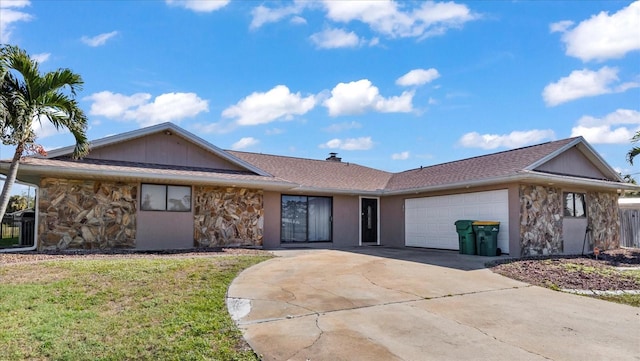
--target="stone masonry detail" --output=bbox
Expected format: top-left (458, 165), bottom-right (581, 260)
top-left (193, 186), bottom-right (263, 247)
top-left (587, 191), bottom-right (620, 251)
top-left (38, 178), bottom-right (137, 250)
top-left (520, 185), bottom-right (563, 256)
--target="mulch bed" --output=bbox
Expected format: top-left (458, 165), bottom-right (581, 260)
top-left (490, 248), bottom-right (640, 291)
top-left (0, 247), bottom-right (272, 265)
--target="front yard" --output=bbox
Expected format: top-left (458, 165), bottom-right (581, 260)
top-left (491, 248), bottom-right (640, 307)
top-left (0, 250), bottom-right (272, 360)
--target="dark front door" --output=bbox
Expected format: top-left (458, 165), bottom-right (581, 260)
top-left (361, 198), bottom-right (378, 244)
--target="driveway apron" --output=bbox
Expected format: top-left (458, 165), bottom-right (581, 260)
top-left (227, 248), bottom-right (640, 361)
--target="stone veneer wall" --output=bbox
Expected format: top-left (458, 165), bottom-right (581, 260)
top-left (38, 178), bottom-right (137, 250)
top-left (193, 186), bottom-right (263, 247)
top-left (520, 185), bottom-right (563, 256)
top-left (587, 191), bottom-right (620, 250)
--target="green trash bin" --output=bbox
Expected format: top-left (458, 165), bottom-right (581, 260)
top-left (472, 221), bottom-right (500, 256)
top-left (454, 220), bottom-right (476, 255)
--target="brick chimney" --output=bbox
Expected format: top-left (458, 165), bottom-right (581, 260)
top-left (326, 152), bottom-right (342, 162)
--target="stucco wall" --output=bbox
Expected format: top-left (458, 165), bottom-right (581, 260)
top-left (136, 206), bottom-right (194, 250)
top-left (333, 195), bottom-right (360, 247)
top-left (380, 196), bottom-right (405, 247)
top-left (38, 178), bottom-right (137, 250)
top-left (193, 186), bottom-right (263, 247)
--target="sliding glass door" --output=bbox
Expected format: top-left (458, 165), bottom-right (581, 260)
top-left (281, 195), bottom-right (332, 242)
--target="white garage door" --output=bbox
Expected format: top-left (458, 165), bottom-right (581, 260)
top-left (405, 190), bottom-right (510, 253)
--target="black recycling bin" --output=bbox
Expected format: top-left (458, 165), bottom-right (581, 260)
top-left (472, 221), bottom-right (500, 256)
top-left (454, 220), bottom-right (476, 255)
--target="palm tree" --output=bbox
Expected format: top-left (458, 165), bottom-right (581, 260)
top-left (627, 131), bottom-right (640, 165)
top-left (0, 45), bottom-right (89, 220)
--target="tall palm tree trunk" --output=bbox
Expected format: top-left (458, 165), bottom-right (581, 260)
top-left (0, 143), bottom-right (25, 220)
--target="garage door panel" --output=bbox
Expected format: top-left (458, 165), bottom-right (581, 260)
top-left (405, 190), bottom-right (510, 253)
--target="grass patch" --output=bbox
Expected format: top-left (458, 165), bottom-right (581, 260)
top-left (592, 293), bottom-right (640, 307)
top-left (0, 255), bottom-right (271, 360)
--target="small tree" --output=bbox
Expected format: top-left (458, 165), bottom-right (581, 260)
top-left (0, 45), bottom-right (89, 221)
top-left (627, 131), bottom-right (640, 165)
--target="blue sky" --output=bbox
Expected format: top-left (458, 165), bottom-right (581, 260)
top-left (1, 0), bottom-right (639, 183)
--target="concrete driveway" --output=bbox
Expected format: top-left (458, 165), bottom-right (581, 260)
top-left (227, 248), bottom-right (640, 361)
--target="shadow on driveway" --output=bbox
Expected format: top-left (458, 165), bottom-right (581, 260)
top-left (272, 245), bottom-right (514, 271)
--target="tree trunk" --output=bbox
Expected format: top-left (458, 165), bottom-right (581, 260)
top-left (0, 142), bottom-right (25, 221)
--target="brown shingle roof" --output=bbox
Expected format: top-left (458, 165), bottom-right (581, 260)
top-left (14, 157), bottom-right (293, 187)
top-left (228, 151), bottom-right (393, 192)
top-left (385, 138), bottom-right (578, 191)
top-left (5, 135), bottom-right (623, 194)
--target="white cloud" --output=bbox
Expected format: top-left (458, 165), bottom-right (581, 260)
top-left (250, 3), bottom-right (306, 29)
top-left (549, 20), bottom-right (574, 33)
top-left (85, 91), bottom-right (150, 118)
top-left (542, 66), bottom-right (638, 106)
top-left (132, 93), bottom-right (209, 126)
top-left (31, 52), bottom-right (50, 63)
top-left (322, 0), bottom-right (477, 39)
top-left (310, 28), bottom-right (362, 49)
top-left (323, 121), bottom-right (362, 132)
top-left (570, 109), bottom-right (640, 144)
top-left (553, 2), bottom-right (640, 62)
top-left (191, 122), bottom-right (234, 135)
top-left (396, 68), bottom-right (440, 86)
top-left (81, 31), bottom-right (119, 47)
top-left (290, 16), bottom-right (307, 25)
top-left (458, 129), bottom-right (556, 150)
top-left (166, 0), bottom-right (229, 13)
top-left (391, 151), bottom-right (410, 160)
top-left (320, 137), bottom-right (373, 150)
top-left (84, 91), bottom-right (209, 127)
top-left (231, 137), bottom-right (259, 150)
top-left (32, 116), bottom-right (66, 139)
top-left (0, 0), bottom-right (32, 43)
top-left (323, 79), bottom-right (414, 116)
top-left (222, 85), bottom-right (316, 126)
top-left (266, 128), bottom-right (285, 135)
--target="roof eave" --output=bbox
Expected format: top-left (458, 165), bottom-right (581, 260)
top-left (285, 186), bottom-right (384, 196)
top-left (382, 171), bottom-right (637, 196)
top-left (2, 163), bottom-right (297, 191)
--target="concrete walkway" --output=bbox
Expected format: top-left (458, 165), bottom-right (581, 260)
top-left (227, 248), bottom-right (640, 361)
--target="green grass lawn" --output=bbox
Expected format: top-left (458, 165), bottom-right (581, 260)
top-left (0, 255), bottom-right (271, 360)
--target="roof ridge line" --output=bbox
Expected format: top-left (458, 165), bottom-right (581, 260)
top-left (397, 137), bottom-right (579, 174)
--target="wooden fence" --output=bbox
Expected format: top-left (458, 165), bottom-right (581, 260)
top-left (620, 208), bottom-right (640, 248)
